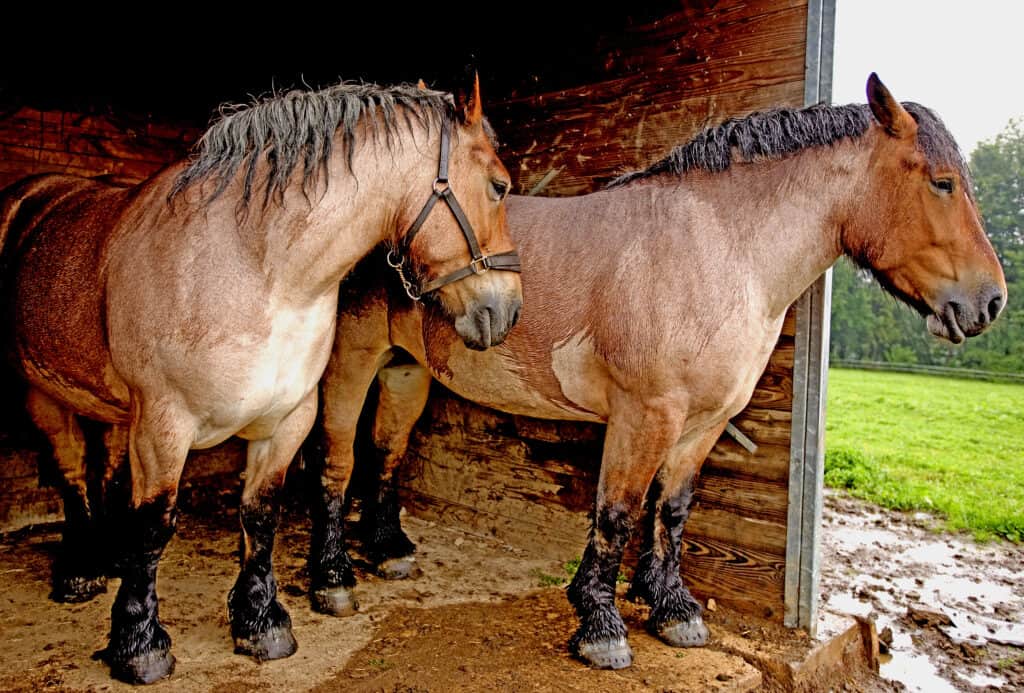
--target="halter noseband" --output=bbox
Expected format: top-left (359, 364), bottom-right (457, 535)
top-left (386, 118), bottom-right (521, 301)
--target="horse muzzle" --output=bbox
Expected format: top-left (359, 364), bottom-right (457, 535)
top-left (926, 282), bottom-right (1006, 344)
top-left (454, 292), bottom-right (522, 350)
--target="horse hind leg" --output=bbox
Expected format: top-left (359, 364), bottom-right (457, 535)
top-left (628, 425), bottom-right (725, 649)
top-left (567, 395), bottom-right (685, 670)
top-left (359, 362), bottom-right (431, 579)
top-left (307, 342), bottom-right (390, 616)
top-left (229, 391), bottom-right (317, 662)
top-left (25, 387), bottom-right (107, 603)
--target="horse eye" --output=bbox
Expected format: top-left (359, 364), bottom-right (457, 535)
top-left (490, 179), bottom-right (509, 200)
top-left (931, 178), bottom-right (954, 194)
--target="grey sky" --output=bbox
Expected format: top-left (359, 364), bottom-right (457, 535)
top-left (832, 0), bottom-right (1024, 156)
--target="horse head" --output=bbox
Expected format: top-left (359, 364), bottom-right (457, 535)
top-left (845, 73), bottom-right (1006, 343)
top-left (391, 74), bottom-right (522, 351)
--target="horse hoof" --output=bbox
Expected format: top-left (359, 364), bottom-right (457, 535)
top-left (234, 625), bottom-right (298, 662)
top-left (107, 648), bottom-right (176, 685)
top-left (51, 574), bottom-right (107, 603)
top-left (377, 556), bottom-right (421, 580)
top-left (574, 637), bottom-right (633, 669)
top-left (311, 586), bottom-right (359, 616)
top-left (657, 618), bottom-right (709, 648)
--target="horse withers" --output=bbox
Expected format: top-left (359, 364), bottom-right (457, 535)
top-left (309, 74), bottom-right (1005, 669)
top-left (0, 76), bottom-right (521, 684)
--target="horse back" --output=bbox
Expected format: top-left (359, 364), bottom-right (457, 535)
top-left (0, 173), bottom-right (135, 421)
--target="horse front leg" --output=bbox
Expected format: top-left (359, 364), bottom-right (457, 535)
top-left (25, 388), bottom-right (106, 603)
top-left (308, 334), bottom-right (391, 615)
top-left (359, 363), bottom-right (431, 578)
top-left (567, 394), bottom-right (685, 670)
top-left (99, 402), bottom-right (190, 685)
top-left (229, 391), bottom-right (316, 662)
top-left (628, 425), bottom-right (724, 648)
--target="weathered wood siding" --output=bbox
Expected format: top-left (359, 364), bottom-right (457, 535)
top-left (0, 107), bottom-right (197, 189)
top-left (398, 0), bottom-right (809, 621)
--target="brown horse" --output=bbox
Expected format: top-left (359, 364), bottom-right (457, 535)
top-left (307, 74), bottom-right (1006, 669)
top-left (0, 78), bottom-right (522, 684)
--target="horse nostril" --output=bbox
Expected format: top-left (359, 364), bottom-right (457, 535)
top-left (511, 303), bottom-right (522, 328)
top-left (987, 294), bottom-right (1004, 323)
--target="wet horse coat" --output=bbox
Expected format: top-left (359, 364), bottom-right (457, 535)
top-left (309, 75), bottom-right (1005, 669)
top-left (0, 79), bottom-right (521, 684)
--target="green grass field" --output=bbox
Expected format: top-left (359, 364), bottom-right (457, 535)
top-left (825, 368), bottom-right (1024, 542)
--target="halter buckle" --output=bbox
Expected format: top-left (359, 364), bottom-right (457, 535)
top-left (470, 256), bottom-right (492, 275)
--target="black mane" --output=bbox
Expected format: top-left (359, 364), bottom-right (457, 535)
top-left (170, 82), bottom-right (455, 207)
top-left (609, 101), bottom-right (970, 189)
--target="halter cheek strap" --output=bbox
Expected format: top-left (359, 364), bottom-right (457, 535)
top-left (387, 118), bottom-right (521, 301)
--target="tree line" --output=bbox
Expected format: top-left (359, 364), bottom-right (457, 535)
top-left (830, 118), bottom-right (1024, 374)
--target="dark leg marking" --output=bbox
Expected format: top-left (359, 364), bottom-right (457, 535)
top-left (566, 502), bottom-right (634, 669)
top-left (228, 489), bottom-right (297, 661)
top-left (358, 448), bottom-right (418, 579)
top-left (52, 485), bottom-right (107, 603)
top-left (307, 441), bottom-right (359, 616)
top-left (96, 494), bottom-right (177, 685)
top-left (628, 478), bottom-right (708, 647)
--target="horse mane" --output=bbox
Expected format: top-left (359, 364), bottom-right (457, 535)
top-left (608, 101), bottom-right (970, 190)
top-left (169, 81), bottom-right (455, 208)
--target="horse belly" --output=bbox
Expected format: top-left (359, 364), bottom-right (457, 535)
top-left (445, 347), bottom-right (602, 421)
top-left (10, 212), bottom-right (129, 421)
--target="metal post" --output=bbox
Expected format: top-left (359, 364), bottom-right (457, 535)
top-left (784, 0), bottom-right (836, 635)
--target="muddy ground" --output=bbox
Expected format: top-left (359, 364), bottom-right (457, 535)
top-left (820, 491), bottom-right (1024, 692)
top-left (0, 489), bottom-right (1018, 692)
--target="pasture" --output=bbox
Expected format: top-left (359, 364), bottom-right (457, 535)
top-left (824, 368), bottom-right (1024, 541)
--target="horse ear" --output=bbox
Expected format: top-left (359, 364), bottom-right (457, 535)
top-left (456, 71), bottom-right (484, 127)
top-left (866, 73), bottom-right (916, 139)
top-left (416, 79), bottom-right (428, 91)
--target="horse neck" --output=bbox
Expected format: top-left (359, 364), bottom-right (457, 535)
top-left (663, 140), bottom-right (867, 319)
top-left (238, 131), bottom-right (434, 305)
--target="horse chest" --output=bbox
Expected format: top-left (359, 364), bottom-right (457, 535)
top-left (198, 301), bottom-right (336, 445)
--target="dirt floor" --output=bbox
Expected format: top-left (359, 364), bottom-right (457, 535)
top-left (0, 489), bottom-right (1017, 692)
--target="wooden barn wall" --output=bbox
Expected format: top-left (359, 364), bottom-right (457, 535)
top-left (0, 107), bottom-right (197, 190)
top-left (397, 0), bottom-right (809, 621)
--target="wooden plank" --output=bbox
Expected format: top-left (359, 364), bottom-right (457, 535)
top-left (682, 533), bottom-right (786, 619)
top-left (705, 440), bottom-right (791, 482)
top-left (696, 471), bottom-right (789, 525)
top-left (0, 143), bottom-right (164, 181)
top-left (490, 1), bottom-right (809, 195)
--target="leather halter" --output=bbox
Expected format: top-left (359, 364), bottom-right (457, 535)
top-left (386, 118), bottom-right (521, 301)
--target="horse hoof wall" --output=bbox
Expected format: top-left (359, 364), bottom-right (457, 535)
top-left (108, 648), bottom-right (176, 685)
top-left (574, 637), bottom-right (633, 669)
top-left (234, 626), bottom-right (298, 662)
top-left (51, 575), bottom-right (107, 603)
top-left (377, 556), bottom-right (421, 580)
top-left (658, 618), bottom-right (709, 648)
top-left (311, 586), bottom-right (359, 616)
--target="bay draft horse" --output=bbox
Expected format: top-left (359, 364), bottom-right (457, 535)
top-left (0, 77), bottom-right (522, 683)
top-left (308, 74), bottom-right (1005, 669)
